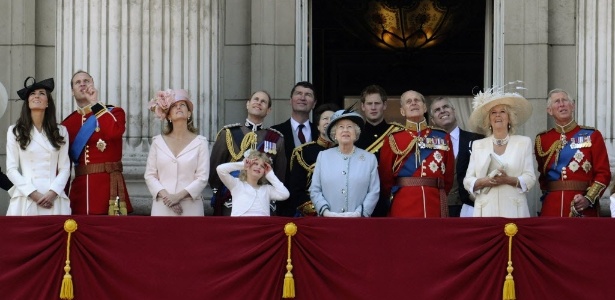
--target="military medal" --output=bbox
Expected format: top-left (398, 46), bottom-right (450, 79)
top-left (96, 139), bottom-right (107, 152)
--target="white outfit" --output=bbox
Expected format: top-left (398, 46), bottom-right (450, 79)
top-left (144, 135), bottom-right (210, 216)
top-left (463, 135), bottom-right (536, 218)
top-left (216, 161), bottom-right (289, 216)
top-left (6, 125), bottom-right (71, 216)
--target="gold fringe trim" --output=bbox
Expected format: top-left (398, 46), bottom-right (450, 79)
top-left (226, 129), bottom-right (257, 161)
top-left (283, 222), bottom-right (298, 298)
top-left (535, 135), bottom-right (562, 174)
top-left (388, 134), bottom-right (417, 173)
top-left (503, 223), bottom-right (518, 300)
top-left (60, 219), bottom-right (78, 300)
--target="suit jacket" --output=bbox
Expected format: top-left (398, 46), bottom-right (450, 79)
top-left (0, 168), bottom-right (13, 191)
top-left (456, 129), bottom-right (485, 206)
top-left (271, 119), bottom-right (319, 163)
top-left (271, 118), bottom-right (318, 216)
top-left (6, 125), bottom-right (70, 199)
top-left (6, 125), bottom-right (71, 215)
top-left (144, 135), bottom-right (210, 216)
top-left (463, 135), bottom-right (536, 217)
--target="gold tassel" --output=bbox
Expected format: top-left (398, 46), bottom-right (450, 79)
top-left (503, 223), bottom-right (518, 300)
top-left (60, 219), bottom-right (78, 300)
top-left (283, 222), bottom-right (297, 298)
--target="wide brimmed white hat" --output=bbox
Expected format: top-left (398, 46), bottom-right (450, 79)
top-left (468, 87), bottom-right (532, 134)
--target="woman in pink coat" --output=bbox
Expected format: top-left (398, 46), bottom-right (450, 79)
top-left (144, 89), bottom-right (209, 216)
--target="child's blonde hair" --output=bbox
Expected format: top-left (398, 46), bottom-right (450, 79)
top-left (239, 150), bottom-right (272, 185)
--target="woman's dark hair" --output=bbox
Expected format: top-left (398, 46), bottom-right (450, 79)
top-left (313, 103), bottom-right (341, 122)
top-left (13, 89), bottom-right (65, 150)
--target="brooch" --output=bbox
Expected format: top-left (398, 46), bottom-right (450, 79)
top-left (96, 139), bottom-right (107, 152)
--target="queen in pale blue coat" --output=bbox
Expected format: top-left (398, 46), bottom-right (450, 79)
top-left (310, 110), bottom-right (379, 217)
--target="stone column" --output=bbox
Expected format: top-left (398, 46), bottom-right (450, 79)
top-left (577, 0), bottom-right (615, 216)
top-left (0, 0), bottom-right (56, 215)
top-left (577, 0), bottom-right (614, 141)
top-left (503, 0), bottom-right (550, 216)
top-left (56, 0), bottom-right (219, 215)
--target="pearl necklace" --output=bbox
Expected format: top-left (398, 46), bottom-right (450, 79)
top-left (492, 135), bottom-right (510, 146)
top-left (337, 146), bottom-right (355, 160)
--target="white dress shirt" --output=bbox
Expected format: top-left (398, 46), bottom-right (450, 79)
top-left (290, 118), bottom-right (312, 146)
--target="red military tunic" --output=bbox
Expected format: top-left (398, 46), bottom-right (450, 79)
top-left (62, 103), bottom-right (132, 215)
top-left (379, 120), bottom-right (454, 217)
top-left (535, 121), bottom-right (610, 217)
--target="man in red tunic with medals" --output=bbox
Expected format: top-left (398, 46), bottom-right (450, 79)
top-left (62, 70), bottom-right (132, 215)
top-left (535, 89), bottom-right (611, 217)
top-left (379, 90), bottom-right (454, 217)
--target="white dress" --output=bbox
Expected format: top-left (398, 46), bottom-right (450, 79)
top-left (6, 125), bottom-right (71, 216)
top-left (216, 161), bottom-right (289, 216)
top-left (144, 135), bottom-right (210, 216)
top-left (463, 135), bottom-right (536, 218)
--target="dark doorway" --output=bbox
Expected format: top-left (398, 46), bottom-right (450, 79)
top-left (312, 0), bottom-right (487, 106)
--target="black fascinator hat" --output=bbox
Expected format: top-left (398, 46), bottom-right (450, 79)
top-left (16, 77), bottom-right (55, 100)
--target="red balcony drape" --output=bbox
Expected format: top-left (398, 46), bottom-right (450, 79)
top-left (0, 216), bottom-right (613, 299)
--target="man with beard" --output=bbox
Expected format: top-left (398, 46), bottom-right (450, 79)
top-left (355, 85), bottom-right (403, 216)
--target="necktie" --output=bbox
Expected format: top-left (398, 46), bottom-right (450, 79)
top-left (298, 124), bottom-right (306, 144)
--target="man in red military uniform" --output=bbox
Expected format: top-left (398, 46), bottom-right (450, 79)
top-left (535, 89), bottom-right (611, 217)
top-left (379, 90), bottom-right (454, 217)
top-left (62, 70), bottom-right (132, 215)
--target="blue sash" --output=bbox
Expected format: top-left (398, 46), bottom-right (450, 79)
top-left (69, 107), bottom-right (114, 164)
top-left (546, 128), bottom-right (593, 181)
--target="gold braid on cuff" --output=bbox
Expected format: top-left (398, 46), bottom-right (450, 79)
top-left (585, 181), bottom-right (607, 205)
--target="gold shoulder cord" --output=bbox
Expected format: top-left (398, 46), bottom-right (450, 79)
top-left (389, 133), bottom-right (417, 173)
top-left (290, 148), bottom-right (316, 189)
top-left (534, 136), bottom-right (562, 173)
top-left (225, 129), bottom-right (257, 162)
top-left (365, 125), bottom-right (399, 154)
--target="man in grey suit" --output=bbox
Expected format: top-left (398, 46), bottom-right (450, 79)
top-left (430, 97), bottom-right (484, 217)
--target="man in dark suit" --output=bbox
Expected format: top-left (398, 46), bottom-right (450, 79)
top-left (429, 97), bottom-right (484, 217)
top-left (272, 81), bottom-right (318, 216)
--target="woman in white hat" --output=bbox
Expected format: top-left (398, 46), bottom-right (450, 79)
top-left (144, 89), bottom-right (210, 216)
top-left (6, 77), bottom-right (71, 215)
top-left (463, 89), bottom-right (536, 217)
top-left (310, 109), bottom-right (379, 217)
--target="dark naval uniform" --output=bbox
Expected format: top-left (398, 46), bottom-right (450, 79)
top-left (288, 136), bottom-right (335, 216)
top-left (355, 120), bottom-right (404, 216)
top-left (209, 121), bottom-right (286, 216)
top-left (379, 120), bottom-right (454, 218)
top-left (535, 121), bottom-right (611, 217)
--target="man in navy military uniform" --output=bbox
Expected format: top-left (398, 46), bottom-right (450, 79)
top-left (209, 90), bottom-right (286, 216)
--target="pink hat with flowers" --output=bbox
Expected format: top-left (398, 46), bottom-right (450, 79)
top-left (149, 89), bottom-right (194, 120)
